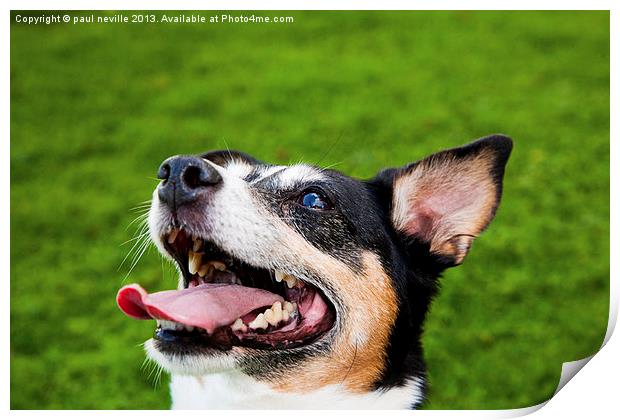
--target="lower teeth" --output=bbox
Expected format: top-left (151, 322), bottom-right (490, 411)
top-left (156, 298), bottom-right (296, 335)
top-left (242, 300), bottom-right (297, 331)
top-left (158, 320), bottom-right (197, 332)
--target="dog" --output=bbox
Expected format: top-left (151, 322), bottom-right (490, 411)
top-left (117, 134), bottom-right (512, 409)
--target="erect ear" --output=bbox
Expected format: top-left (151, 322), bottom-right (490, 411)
top-left (386, 135), bottom-right (512, 266)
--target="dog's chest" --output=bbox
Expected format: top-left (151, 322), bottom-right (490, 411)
top-left (169, 372), bottom-right (422, 409)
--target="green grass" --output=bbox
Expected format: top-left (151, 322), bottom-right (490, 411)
top-left (10, 11), bottom-right (609, 409)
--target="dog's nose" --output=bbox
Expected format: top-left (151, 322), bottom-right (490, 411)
top-left (157, 155), bottom-right (222, 209)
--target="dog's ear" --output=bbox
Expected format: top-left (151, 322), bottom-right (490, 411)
top-left (374, 135), bottom-right (512, 266)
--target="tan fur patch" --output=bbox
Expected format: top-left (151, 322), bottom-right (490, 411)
top-left (271, 250), bottom-right (398, 394)
top-left (392, 148), bottom-right (499, 262)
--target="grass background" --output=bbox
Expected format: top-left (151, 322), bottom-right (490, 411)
top-left (10, 11), bottom-right (609, 409)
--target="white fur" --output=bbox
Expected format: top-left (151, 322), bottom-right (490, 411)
top-left (169, 371), bottom-right (424, 409)
top-left (250, 165), bottom-right (286, 183)
top-left (276, 164), bottom-right (325, 188)
top-left (145, 339), bottom-right (237, 377)
top-left (224, 159), bottom-right (254, 179)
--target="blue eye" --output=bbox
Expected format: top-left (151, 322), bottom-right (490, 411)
top-left (300, 191), bottom-right (331, 210)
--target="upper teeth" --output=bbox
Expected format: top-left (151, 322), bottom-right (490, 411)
top-left (189, 251), bottom-right (203, 274)
top-left (209, 261), bottom-right (226, 271)
top-left (197, 263), bottom-right (213, 277)
top-left (274, 270), bottom-right (301, 288)
top-left (167, 228), bottom-right (179, 244)
top-left (192, 237), bottom-right (203, 252)
top-left (171, 233), bottom-right (302, 293)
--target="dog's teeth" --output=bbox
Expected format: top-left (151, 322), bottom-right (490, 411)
top-left (248, 313), bottom-right (268, 330)
top-left (284, 275), bottom-right (298, 288)
top-left (209, 261), bottom-right (226, 271)
top-left (185, 325), bottom-right (194, 332)
top-left (271, 302), bottom-right (283, 324)
top-left (159, 320), bottom-right (177, 330)
top-left (192, 238), bottom-right (203, 252)
top-left (264, 308), bottom-right (278, 326)
top-left (189, 251), bottom-right (202, 274)
top-left (231, 318), bottom-right (248, 332)
top-left (276, 271), bottom-right (302, 288)
top-left (198, 263), bottom-right (211, 277)
top-left (281, 309), bottom-right (290, 321)
top-left (283, 301), bottom-right (294, 313)
top-left (286, 302), bottom-right (298, 318)
top-left (167, 229), bottom-right (179, 244)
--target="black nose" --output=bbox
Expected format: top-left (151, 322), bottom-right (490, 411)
top-left (157, 155), bottom-right (222, 209)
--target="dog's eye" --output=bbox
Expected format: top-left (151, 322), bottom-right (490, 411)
top-left (299, 191), bottom-right (332, 210)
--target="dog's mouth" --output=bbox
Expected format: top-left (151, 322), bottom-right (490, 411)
top-left (116, 228), bottom-right (336, 352)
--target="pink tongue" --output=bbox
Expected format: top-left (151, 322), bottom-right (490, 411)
top-left (116, 283), bottom-right (283, 334)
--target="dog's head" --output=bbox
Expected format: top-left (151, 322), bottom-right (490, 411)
top-left (117, 135), bottom-right (512, 402)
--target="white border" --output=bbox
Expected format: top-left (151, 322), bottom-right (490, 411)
top-left (3, 1), bottom-right (616, 418)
